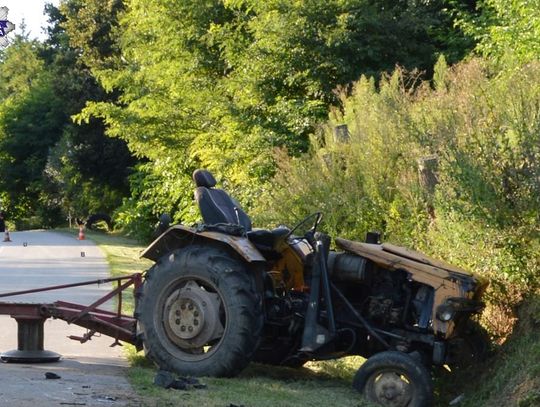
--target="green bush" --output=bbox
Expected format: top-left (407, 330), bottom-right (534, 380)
top-left (254, 58), bottom-right (540, 338)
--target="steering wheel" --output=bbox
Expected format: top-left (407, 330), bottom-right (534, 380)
top-left (286, 212), bottom-right (323, 240)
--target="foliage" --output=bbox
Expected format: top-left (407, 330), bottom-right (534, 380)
top-left (461, 0), bottom-right (540, 67)
top-left (253, 69), bottom-right (429, 246)
top-left (68, 0), bottom-right (474, 239)
top-left (0, 4), bottom-right (136, 227)
top-left (60, 0), bottom-right (124, 70)
top-left (0, 36), bottom-right (65, 224)
top-left (42, 3), bottom-right (136, 220)
top-left (255, 58), bottom-right (540, 339)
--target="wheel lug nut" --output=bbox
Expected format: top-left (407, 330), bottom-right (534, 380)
top-left (194, 319), bottom-right (199, 326)
top-left (181, 325), bottom-right (186, 332)
top-left (188, 304), bottom-right (194, 311)
top-left (193, 311), bottom-right (199, 317)
top-left (181, 304), bottom-right (186, 310)
top-left (188, 326), bottom-right (193, 332)
top-left (175, 319), bottom-right (180, 325)
top-left (175, 310), bottom-right (180, 316)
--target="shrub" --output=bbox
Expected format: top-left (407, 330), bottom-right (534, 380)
top-left (254, 58), bottom-right (540, 338)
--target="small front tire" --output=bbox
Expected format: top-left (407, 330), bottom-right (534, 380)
top-left (353, 351), bottom-right (433, 407)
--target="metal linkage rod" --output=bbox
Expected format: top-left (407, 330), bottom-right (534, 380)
top-left (0, 275), bottom-right (139, 299)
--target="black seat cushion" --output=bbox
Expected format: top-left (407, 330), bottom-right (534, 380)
top-left (247, 227), bottom-right (290, 251)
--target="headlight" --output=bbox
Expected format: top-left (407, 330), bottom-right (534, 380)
top-left (436, 304), bottom-right (455, 322)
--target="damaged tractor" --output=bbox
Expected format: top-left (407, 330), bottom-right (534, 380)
top-left (135, 169), bottom-right (489, 407)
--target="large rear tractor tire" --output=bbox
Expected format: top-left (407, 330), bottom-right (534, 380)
top-left (136, 245), bottom-right (263, 377)
top-left (353, 351), bottom-right (433, 407)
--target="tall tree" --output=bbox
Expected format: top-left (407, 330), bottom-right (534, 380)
top-left (461, 0), bottom-right (540, 66)
top-left (41, 3), bottom-right (136, 219)
top-left (66, 0), bottom-right (476, 236)
top-left (0, 36), bottom-right (65, 225)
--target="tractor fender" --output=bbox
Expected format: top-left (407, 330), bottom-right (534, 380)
top-left (141, 224), bottom-right (266, 264)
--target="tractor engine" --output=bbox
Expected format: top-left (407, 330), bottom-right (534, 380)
top-left (328, 252), bottom-right (417, 330)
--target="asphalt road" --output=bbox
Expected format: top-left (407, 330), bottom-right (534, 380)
top-left (0, 230), bottom-right (143, 407)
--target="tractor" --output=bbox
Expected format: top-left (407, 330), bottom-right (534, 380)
top-left (135, 169), bottom-right (489, 407)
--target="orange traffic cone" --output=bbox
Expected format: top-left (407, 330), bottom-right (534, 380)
top-left (3, 231), bottom-right (11, 242)
top-left (78, 225), bottom-right (85, 240)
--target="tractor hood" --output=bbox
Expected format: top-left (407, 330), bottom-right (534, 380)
top-left (335, 238), bottom-right (488, 296)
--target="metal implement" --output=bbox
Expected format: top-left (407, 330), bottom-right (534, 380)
top-left (0, 274), bottom-right (142, 362)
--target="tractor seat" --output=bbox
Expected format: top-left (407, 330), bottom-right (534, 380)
top-left (247, 227), bottom-right (290, 252)
top-left (193, 169), bottom-right (252, 231)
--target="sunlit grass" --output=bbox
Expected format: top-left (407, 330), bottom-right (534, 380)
top-left (128, 359), bottom-right (373, 407)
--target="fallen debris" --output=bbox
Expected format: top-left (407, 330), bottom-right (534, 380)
top-left (45, 372), bottom-right (61, 380)
top-left (449, 394), bottom-right (465, 405)
top-left (153, 370), bottom-right (206, 390)
top-left (94, 395), bottom-right (117, 403)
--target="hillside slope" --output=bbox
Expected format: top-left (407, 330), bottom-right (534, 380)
top-left (436, 294), bottom-right (540, 407)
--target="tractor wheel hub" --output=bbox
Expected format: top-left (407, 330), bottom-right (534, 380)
top-left (163, 280), bottom-right (222, 349)
top-left (373, 372), bottom-right (412, 407)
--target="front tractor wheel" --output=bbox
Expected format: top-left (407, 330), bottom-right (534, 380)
top-left (353, 351), bottom-right (433, 407)
top-left (137, 245), bottom-right (262, 377)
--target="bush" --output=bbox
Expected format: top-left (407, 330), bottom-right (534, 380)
top-left (254, 58), bottom-right (540, 339)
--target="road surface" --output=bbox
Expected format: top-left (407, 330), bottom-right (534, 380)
top-left (0, 230), bottom-right (143, 406)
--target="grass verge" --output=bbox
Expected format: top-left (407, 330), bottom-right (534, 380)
top-left (128, 359), bottom-right (370, 407)
top-left (434, 294), bottom-right (540, 407)
top-left (57, 227), bottom-right (152, 312)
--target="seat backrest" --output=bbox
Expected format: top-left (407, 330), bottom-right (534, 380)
top-left (192, 169), bottom-right (252, 231)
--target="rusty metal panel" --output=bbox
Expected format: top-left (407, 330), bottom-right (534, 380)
top-left (335, 238), bottom-right (473, 336)
top-left (335, 238), bottom-right (452, 281)
top-left (141, 225), bottom-right (266, 263)
top-left (382, 243), bottom-right (471, 275)
top-left (198, 230), bottom-right (266, 262)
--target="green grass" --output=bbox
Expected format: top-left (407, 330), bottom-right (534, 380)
top-left (128, 358), bottom-right (372, 407)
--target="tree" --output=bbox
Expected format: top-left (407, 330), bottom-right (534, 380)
top-left (65, 0), bottom-right (474, 237)
top-left (42, 3), bottom-right (136, 220)
top-left (462, 0), bottom-right (540, 66)
top-left (0, 36), bottom-right (65, 225)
